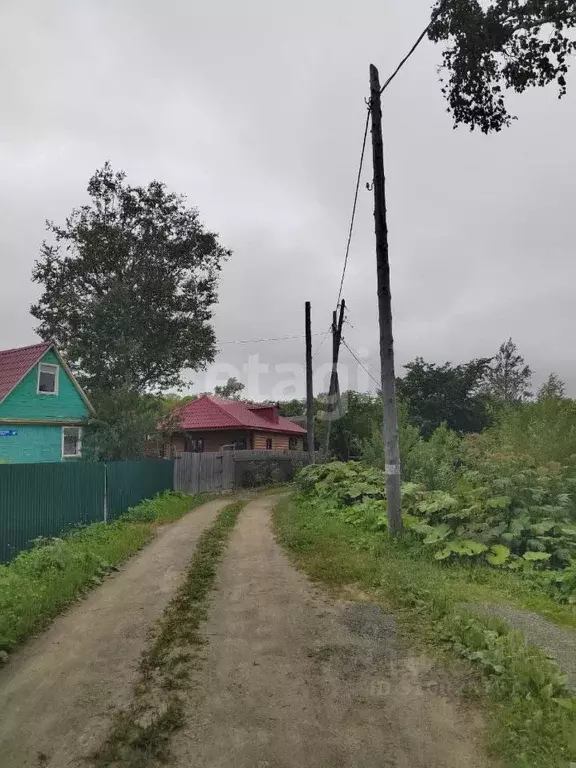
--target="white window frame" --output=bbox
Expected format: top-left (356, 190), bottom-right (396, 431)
top-left (62, 426), bottom-right (82, 458)
top-left (37, 363), bottom-right (59, 396)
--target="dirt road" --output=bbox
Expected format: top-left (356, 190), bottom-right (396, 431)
top-left (172, 496), bottom-right (491, 768)
top-left (0, 495), bottom-right (492, 767)
top-left (0, 498), bottom-right (228, 768)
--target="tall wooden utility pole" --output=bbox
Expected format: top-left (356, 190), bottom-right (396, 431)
top-left (305, 301), bottom-right (315, 464)
top-left (323, 299), bottom-right (346, 456)
top-left (369, 64), bottom-right (403, 535)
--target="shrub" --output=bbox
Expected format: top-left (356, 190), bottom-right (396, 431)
top-left (295, 460), bottom-right (576, 602)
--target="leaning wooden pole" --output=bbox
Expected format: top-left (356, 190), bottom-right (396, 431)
top-left (305, 301), bottom-right (316, 464)
top-left (323, 300), bottom-right (345, 456)
top-left (369, 64), bottom-right (403, 535)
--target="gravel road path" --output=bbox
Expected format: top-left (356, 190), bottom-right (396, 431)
top-left (464, 602), bottom-right (576, 691)
top-left (0, 498), bottom-right (228, 768)
top-left (171, 496), bottom-right (492, 768)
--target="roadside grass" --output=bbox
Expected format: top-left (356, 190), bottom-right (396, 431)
top-left (274, 495), bottom-right (576, 768)
top-left (91, 500), bottom-right (245, 768)
top-left (0, 491), bottom-right (212, 656)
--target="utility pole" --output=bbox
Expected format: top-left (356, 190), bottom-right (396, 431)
top-left (323, 299), bottom-right (346, 456)
top-left (369, 63), bottom-right (403, 535)
top-left (305, 301), bottom-right (315, 464)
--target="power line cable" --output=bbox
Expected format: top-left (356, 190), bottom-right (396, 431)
top-left (342, 331), bottom-right (380, 376)
top-left (342, 339), bottom-right (381, 389)
top-left (335, 106), bottom-right (371, 309)
top-left (312, 330), bottom-right (331, 359)
top-left (380, 2), bottom-right (446, 94)
top-left (220, 333), bottom-right (323, 346)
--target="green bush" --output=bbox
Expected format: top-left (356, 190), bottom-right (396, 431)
top-left (485, 398), bottom-right (576, 465)
top-left (295, 460), bottom-right (576, 602)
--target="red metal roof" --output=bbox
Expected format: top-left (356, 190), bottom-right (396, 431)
top-left (0, 342), bottom-right (53, 403)
top-left (175, 396), bottom-right (306, 435)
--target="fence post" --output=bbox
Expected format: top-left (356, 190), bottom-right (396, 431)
top-left (103, 462), bottom-right (108, 523)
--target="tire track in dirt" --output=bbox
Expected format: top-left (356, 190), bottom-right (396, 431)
top-left (172, 496), bottom-right (492, 768)
top-left (0, 499), bottom-right (229, 768)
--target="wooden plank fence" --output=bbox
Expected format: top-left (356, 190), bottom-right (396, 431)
top-left (174, 451), bottom-right (234, 494)
top-left (174, 450), bottom-right (311, 493)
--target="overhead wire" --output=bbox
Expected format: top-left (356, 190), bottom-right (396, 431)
top-left (335, 105), bottom-right (371, 310)
top-left (379, 1), bottom-right (446, 94)
top-left (219, 332), bottom-right (323, 345)
top-left (312, 329), bottom-right (331, 359)
top-left (224, 9), bottom-right (445, 368)
top-left (342, 338), bottom-right (381, 390)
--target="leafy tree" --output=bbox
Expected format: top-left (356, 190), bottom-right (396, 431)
top-left (538, 372), bottom-right (566, 400)
top-left (159, 393), bottom-right (198, 410)
top-left (84, 388), bottom-right (166, 461)
top-left (329, 392), bottom-right (383, 460)
top-left (429, 0), bottom-right (576, 132)
top-left (278, 398), bottom-right (307, 417)
top-left (31, 163), bottom-right (230, 393)
top-left (214, 376), bottom-right (245, 399)
top-left (486, 338), bottom-right (532, 403)
top-left (397, 357), bottom-right (492, 436)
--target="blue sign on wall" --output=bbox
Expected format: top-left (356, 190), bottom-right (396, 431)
top-left (0, 429), bottom-right (18, 437)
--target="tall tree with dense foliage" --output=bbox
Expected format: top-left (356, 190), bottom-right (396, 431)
top-left (32, 163), bottom-right (230, 393)
top-left (214, 377), bottom-right (245, 400)
top-left (538, 372), bottom-right (566, 400)
top-left (397, 357), bottom-right (492, 436)
top-left (429, 0), bottom-right (576, 132)
top-left (486, 338), bottom-right (532, 403)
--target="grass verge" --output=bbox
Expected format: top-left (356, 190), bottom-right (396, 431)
top-left (274, 495), bottom-right (576, 768)
top-left (0, 491), bottom-right (212, 656)
top-left (90, 499), bottom-right (245, 767)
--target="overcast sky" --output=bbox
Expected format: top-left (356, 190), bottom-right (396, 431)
top-left (1, 0), bottom-right (575, 400)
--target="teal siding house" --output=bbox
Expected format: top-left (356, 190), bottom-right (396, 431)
top-left (0, 341), bottom-right (94, 464)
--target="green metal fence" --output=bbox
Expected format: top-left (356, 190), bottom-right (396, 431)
top-left (105, 460), bottom-right (175, 520)
top-left (0, 459), bottom-right (174, 563)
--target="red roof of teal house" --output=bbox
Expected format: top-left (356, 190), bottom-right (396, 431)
top-left (0, 342), bottom-right (53, 404)
top-left (175, 396), bottom-right (306, 434)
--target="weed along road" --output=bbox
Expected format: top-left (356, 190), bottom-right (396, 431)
top-left (0, 495), bottom-right (493, 768)
top-left (0, 499), bottom-right (228, 768)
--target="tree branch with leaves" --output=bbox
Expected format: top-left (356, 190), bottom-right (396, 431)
top-left (429, 0), bottom-right (576, 132)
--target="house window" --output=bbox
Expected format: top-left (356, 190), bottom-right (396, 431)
top-left (234, 437), bottom-right (248, 450)
top-left (265, 438), bottom-right (273, 450)
top-left (289, 437), bottom-right (299, 450)
top-left (37, 363), bottom-right (59, 395)
top-left (185, 437), bottom-right (204, 453)
top-left (62, 427), bottom-right (82, 458)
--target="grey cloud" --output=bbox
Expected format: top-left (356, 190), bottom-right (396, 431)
top-left (1, 0), bottom-right (574, 399)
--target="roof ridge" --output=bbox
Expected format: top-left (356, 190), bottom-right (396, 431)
top-left (204, 395), bottom-right (245, 427)
top-left (0, 341), bottom-right (52, 356)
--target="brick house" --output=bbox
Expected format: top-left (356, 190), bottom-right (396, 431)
top-left (168, 396), bottom-right (306, 454)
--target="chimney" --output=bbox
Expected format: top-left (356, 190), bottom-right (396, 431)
top-left (248, 403), bottom-right (279, 424)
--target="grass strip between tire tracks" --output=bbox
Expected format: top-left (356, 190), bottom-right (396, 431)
top-left (90, 499), bottom-right (245, 768)
top-left (274, 495), bottom-right (576, 768)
